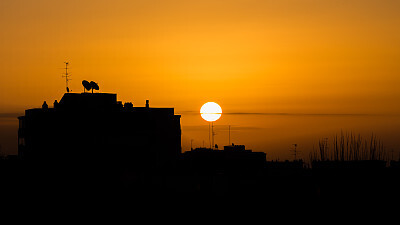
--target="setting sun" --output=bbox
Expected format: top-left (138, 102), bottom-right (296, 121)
top-left (200, 102), bottom-right (222, 122)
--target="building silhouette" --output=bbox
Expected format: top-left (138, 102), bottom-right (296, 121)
top-left (181, 144), bottom-right (266, 174)
top-left (18, 92), bottom-right (181, 171)
top-left (11, 91), bottom-right (400, 202)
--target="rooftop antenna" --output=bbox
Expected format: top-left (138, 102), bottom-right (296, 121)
top-left (209, 123), bottom-right (211, 149)
top-left (212, 122), bottom-right (215, 149)
top-left (89, 81), bottom-right (99, 93)
top-left (210, 122), bottom-right (217, 149)
top-left (62, 62), bottom-right (71, 93)
top-left (82, 80), bottom-right (91, 93)
top-left (228, 125), bottom-right (231, 146)
top-left (291, 144), bottom-right (300, 161)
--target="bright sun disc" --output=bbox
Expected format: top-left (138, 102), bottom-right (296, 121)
top-left (200, 102), bottom-right (222, 122)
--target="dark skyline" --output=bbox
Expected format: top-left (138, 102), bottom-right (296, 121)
top-left (1, 88), bottom-right (400, 203)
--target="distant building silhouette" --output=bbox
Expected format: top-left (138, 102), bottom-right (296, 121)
top-left (181, 144), bottom-right (266, 174)
top-left (18, 92), bottom-right (181, 170)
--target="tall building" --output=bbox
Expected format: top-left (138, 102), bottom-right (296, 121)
top-left (18, 92), bottom-right (181, 170)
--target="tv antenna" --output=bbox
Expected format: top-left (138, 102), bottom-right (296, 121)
top-left (82, 80), bottom-right (100, 93)
top-left (291, 144), bottom-right (300, 161)
top-left (212, 122), bottom-right (215, 149)
top-left (228, 125), bottom-right (231, 145)
top-left (62, 62), bottom-right (71, 93)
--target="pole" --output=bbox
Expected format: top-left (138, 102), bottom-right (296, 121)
top-left (65, 62), bottom-right (68, 89)
top-left (209, 123), bottom-right (211, 149)
top-left (212, 122), bottom-right (214, 149)
top-left (228, 125), bottom-right (231, 146)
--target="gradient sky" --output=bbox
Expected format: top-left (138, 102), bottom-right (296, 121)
top-left (1, 0), bottom-right (400, 159)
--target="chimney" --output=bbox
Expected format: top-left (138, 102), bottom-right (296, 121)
top-left (42, 101), bottom-right (48, 110)
top-left (146, 100), bottom-right (149, 108)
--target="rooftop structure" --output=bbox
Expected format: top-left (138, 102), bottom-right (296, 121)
top-left (18, 92), bottom-right (181, 170)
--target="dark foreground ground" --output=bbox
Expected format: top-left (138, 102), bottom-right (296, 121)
top-left (1, 159), bottom-right (400, 208)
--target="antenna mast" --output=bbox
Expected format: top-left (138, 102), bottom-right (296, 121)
top-left (62, 62), bottom-right (71, 93)
top-left (212, 122), bottom-right (215, 149)
top-left (228, 125), bottom-right (231, 145)
top-left (209, 123), bottom-right (211, 149)
top-left (291, 144), bottom-right (300, 161)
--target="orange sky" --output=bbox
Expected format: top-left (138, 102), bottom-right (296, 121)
top-left (1, 0), bottom-right (400, 159)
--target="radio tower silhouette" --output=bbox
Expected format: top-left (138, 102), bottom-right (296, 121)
top-left (62, 62), bottom-right (71, 93)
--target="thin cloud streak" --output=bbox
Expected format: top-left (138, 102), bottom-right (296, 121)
top-left (182, 125), bottom-right (262, 131)
top-left (0, 113), bottom-right (23, 118)
top-left (177, 111), bottom-right (381, 117)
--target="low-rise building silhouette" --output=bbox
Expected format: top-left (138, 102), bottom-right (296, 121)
top-left (18, 92), bottom-right (181, 170)
top-left (181, 144), bottom-right (266, 174)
